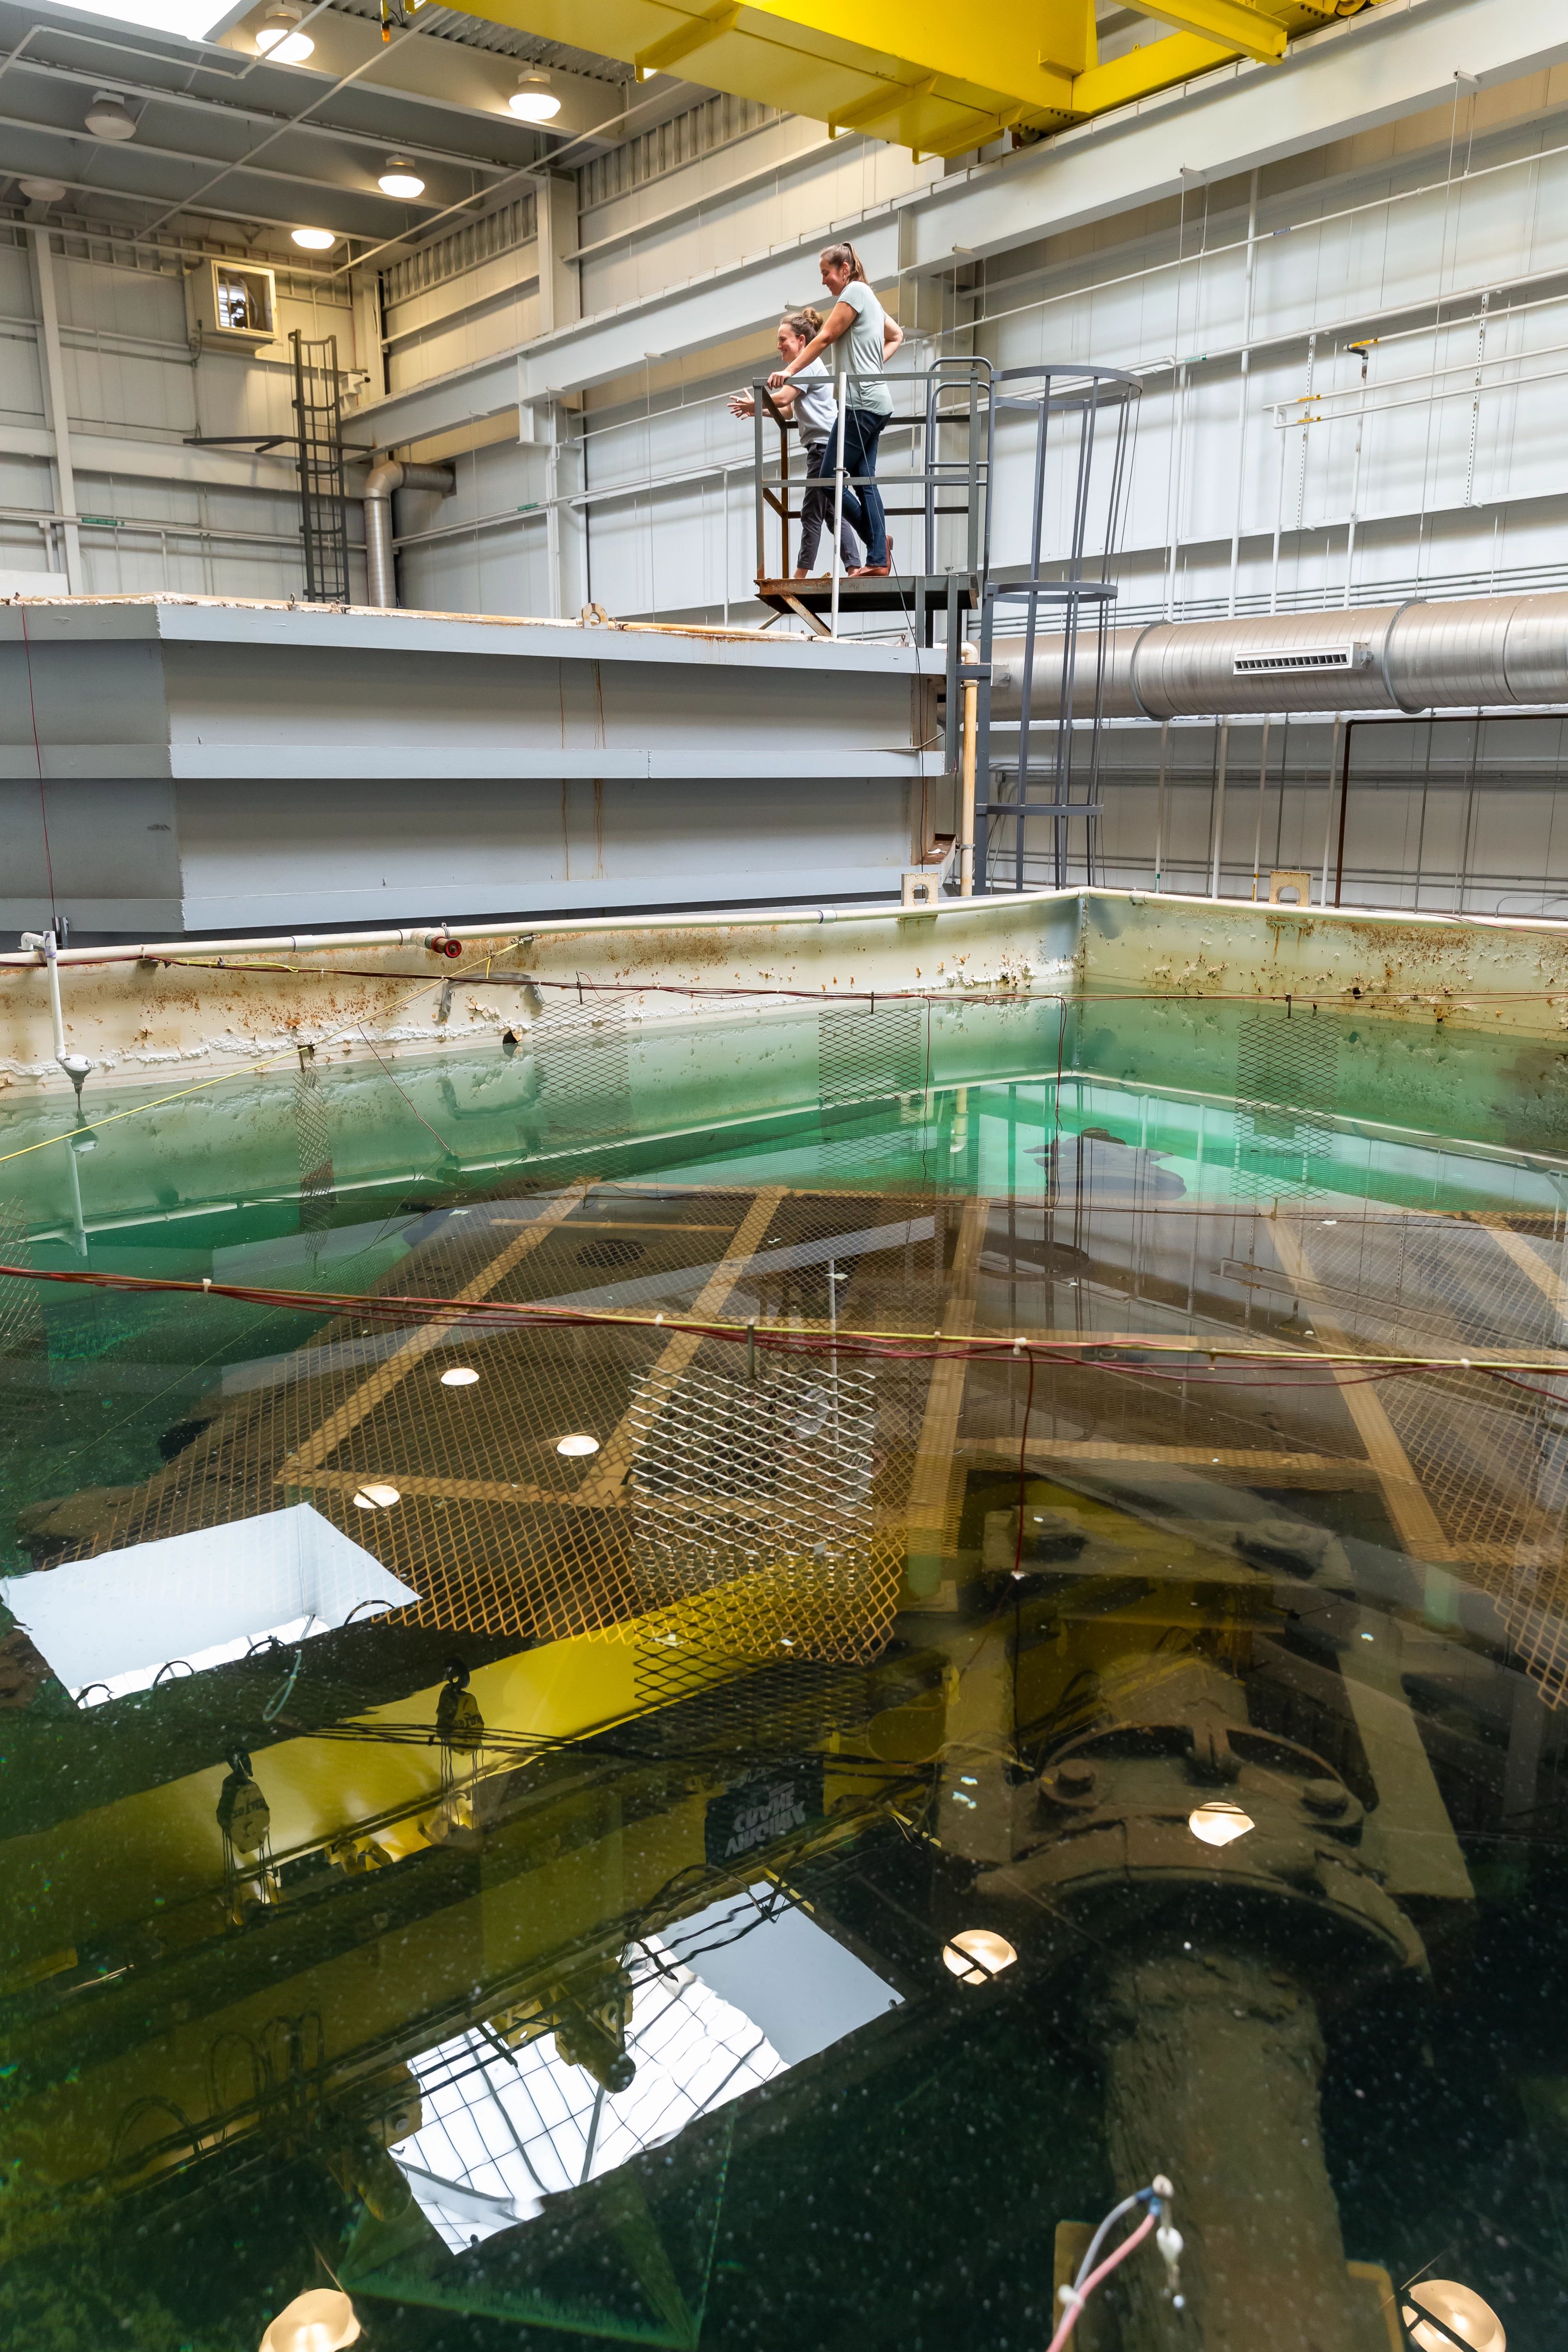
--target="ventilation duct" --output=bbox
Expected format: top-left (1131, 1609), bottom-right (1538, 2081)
top-left (985, 593), bottom-right (1568, 721)
top-left (362, 459), bottom-right (454, 609)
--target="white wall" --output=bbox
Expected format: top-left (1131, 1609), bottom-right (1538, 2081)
top-left (8, 34), bottom-right (1568, 909)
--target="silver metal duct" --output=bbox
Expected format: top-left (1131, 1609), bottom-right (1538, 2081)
top-left (985, 592), bottom-right (1568, 721)
top-left (362, 459), bottom-right (454, 609)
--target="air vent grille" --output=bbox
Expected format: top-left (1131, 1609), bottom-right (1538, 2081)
top-left (1233, 643), bottom-right (1370, 674)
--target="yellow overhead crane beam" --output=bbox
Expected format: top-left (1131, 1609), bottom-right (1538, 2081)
top-left (447, 0), bottom-right (1374, 158)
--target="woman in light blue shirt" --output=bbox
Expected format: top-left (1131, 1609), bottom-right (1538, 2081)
top-left (730, 310), bottom-right (862, 577)
top-left (769, 242), bottom-right (903, 576)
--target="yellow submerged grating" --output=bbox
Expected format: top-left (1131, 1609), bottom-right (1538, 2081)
top-left (55, 1180), bottom-right (948, 1666)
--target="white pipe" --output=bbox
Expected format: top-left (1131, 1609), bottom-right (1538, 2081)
top-left (363, 459), bottom-right (454, 609)
top-left (0, 892), bottom-right (1041, 972)
top-left (958, 639), bottom-right (979, 898)
top-left (985, 591), bottom-right (1568, 722)
top-left (20, 927), bottom-right (93, 1085)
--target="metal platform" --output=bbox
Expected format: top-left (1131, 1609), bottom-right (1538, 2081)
top-left (756, 571), bottom-right (979, 636)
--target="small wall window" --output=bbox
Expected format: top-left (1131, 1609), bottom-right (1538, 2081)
top-left (214, 267), bottom-right (273, 336)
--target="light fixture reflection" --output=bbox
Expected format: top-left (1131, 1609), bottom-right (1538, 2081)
top-left (378, 157), bottom-right (425, 198)
top-left (258, 2287), bottom-right (361, 2352)
top-left (509, 72), bottom-right (561, 120)
top-left (941, 1928), bottom-right (1017, 1984)
top-left (255, 7), bottom-right (315, 61)
top-left (555, 1432), bottom-right (600, 1458)
top-left (352, 1482), bottom-right (401, 1509)
top-left (291, 227), bottom-right (336, 251)
top-left (1188, 1799), bottom-right (1255, 1848)
top-left (440, 1366), bottom-right (480, 1387)
top-left (1403, 2282), bottom-right (1506, 2352)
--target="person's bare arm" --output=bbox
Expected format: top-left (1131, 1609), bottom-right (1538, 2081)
top-left (768, 299), bottom-right (856, 384)
top-left (882, 315), bottom-right (905, 358)
top-left (730, 382), bottom-right (801, 418)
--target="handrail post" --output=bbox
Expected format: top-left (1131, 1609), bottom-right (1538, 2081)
top-left (959, 640), bottom-right (980, 897)
top-left (753, 384), bottom-right (765, 587)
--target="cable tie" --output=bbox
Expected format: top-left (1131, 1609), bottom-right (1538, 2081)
top-left (202, 1276), bottom-right (212, 1293)
top-left (1057, 2287), bottom-right (1084, 2312)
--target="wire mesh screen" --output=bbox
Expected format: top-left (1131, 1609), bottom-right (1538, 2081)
top-left (626, 1358), bottom-right (879, 1656)
top-left (1234, 1010), bottom-right (1341, 1196)
top-left (819, 1005), bottom-right (927, 1106)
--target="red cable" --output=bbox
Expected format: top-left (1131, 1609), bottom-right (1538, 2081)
top-left (1046, 2208), bottom-right (1157, 2352)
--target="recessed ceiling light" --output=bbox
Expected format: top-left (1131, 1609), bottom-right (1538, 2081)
top-left (18, 178), bottom-right (68, 203)
top-left (509, 72), bottom-right (561, 121)
top-left (941, 1928), bottom-right (1017, 1984)
top-left (291, 227), bottom-right (336, 251)
top-left (255, 6), bottom-right (314, 61)
top-left (378, 157), bottom-right (425, 199)
top-left (440, 1366), bottom-right (479, 1387)
top-left (555, 1432), bottom-right (600, 1457)
top-left (1188, 1799), bottom-right (1255, 1848)
top-left (352, 1481), bottom-right (401, 1509)
top-left (85, 91), bottom-right (136, 140)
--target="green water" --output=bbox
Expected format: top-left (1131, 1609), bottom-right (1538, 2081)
top-left (0, 994), bottom-right (1565, 2351)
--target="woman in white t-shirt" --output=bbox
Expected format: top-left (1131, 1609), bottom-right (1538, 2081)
top-left (767, 243), bottom-right (904, 577)
top-left (729, 310), bottom-right (862, 577)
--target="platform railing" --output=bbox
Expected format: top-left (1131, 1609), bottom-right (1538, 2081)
top-left (749, 357), bottom-right (994, 628)
top-left (972, 363), bottom-right (1142, 893)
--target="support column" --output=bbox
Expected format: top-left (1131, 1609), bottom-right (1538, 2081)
top-left (28, 226), bottom-right (82, 593)
top-left (533, 173), bottom-right (581, 339)
top-left (1095, 1948), bottom-right (1364, 2352)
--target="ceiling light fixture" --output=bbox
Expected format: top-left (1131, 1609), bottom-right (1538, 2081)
top-left (1188, 1799), bottom-right (1256, 1848)
top-left (509, 71), bottom-right (561, 122)
top-left (555, 1432), bottom-right (600, 1457)
top-left (18, 178), bottom-right (68, 203)
top-left (941, 1928), bottom-right (1017, 1984)
top-left (291, 227), bottom-right (336, 251)
top-left (378, 157), bottom-right (425, 198)
top-left (440, 1367), bottom-right (479, 1387)
top-left (255, 6), bottom-right (315, 62)
top-left (351, 1482), bottom-right (401, 1509)
top-left (85, 91), bottom-right (137, 140)
top-left (1402, 2280), bottom-right (1506, 2352)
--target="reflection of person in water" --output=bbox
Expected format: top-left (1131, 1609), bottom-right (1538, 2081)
top-left (1033, 1125), bottom-right (1188, 1204)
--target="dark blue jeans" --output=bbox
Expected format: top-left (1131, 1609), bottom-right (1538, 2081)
top-left (829, 406), bottom-right (889, 567)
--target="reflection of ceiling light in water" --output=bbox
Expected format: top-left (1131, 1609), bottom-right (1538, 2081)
top-left (440, 1367), bottom-right (479, 1386)
top-left (941, 1928), bottom-right (1017, 1984)
top-left (556, 1432), bottom-right (600, 1457)
top-left (1188, 1800), bottom-right (1255, 1847)
top-left (258, 2288), bottom-right (362, 2352)
top-left (1402, 2282), bottom-right (1506, 2352)
top-left (352, 1482), bottom-right (401, 1509)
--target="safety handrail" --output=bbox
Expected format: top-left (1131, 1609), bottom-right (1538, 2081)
top-left (749, 357), bottom-right (994, 594)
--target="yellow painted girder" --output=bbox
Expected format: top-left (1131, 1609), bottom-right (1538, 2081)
top-left (447, 0), bottom-right (1369, 155)
top-left (1128, 0), bottom-right (1286, 62)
